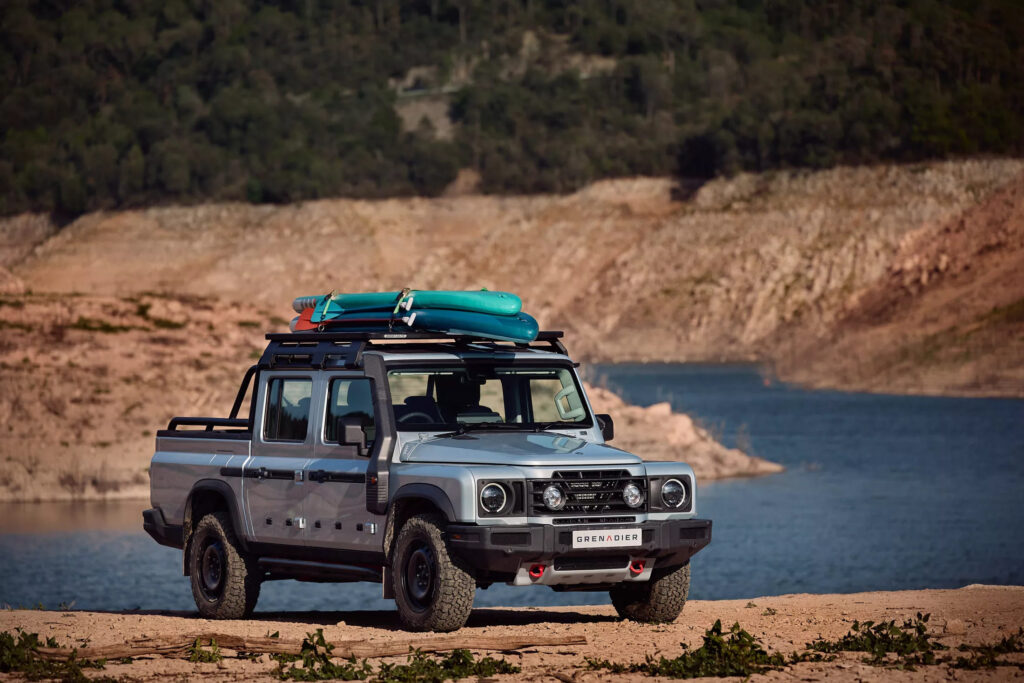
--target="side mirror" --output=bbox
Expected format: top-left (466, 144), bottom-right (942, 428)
top-left (596, 413), bottom-right (614, 442)
top-left (335, 415), bottom-right (367, 456)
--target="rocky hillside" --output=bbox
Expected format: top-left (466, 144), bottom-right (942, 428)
top-left (1, 158), bottom-right (1022, 500)
top-left (0, 294), bottom-right (776, 503)
top-left (3, 158), bottom-right (1022, 392)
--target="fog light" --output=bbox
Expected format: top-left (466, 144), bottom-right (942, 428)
top-left (622, 482), bottom-right (645, 508)
top-left (543, 485), bottom-right (566, 511)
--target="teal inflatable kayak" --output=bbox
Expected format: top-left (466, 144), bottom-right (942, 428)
top-left (291, 308), bottom-right (539, 343)
top-left (293, 290), bottom-right (522, 320)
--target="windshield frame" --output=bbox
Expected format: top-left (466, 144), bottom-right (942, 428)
top-left (384, 359), bottom-right (594, 432)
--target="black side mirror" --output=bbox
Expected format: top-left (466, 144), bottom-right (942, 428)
top-left (335, 415), bottom-right (367, 456)
top-left (596, 413), bottom-right (614, 442)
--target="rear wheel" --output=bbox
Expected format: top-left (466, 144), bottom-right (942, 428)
top-left (188, 511), bottom-right (261, 619)
top-left (610, 563), bottom-right (690, 623)
top-left (392, 514), bottom-right (475, 632)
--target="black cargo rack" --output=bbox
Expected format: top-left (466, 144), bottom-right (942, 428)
top-left (260, 330), bottom-right (568, 370)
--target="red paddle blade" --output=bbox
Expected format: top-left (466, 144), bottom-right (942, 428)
top-left (292, 308), bottom-right (318, 331)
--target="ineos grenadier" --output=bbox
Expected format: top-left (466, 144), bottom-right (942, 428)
top-left (144, 329), bottom-right (711, 631)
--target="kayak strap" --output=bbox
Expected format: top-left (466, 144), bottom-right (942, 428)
top-left (392, 287), bottom-right (413, 316)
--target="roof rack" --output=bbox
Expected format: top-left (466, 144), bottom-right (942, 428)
top-left (259, 330), bottom-right (567, 369)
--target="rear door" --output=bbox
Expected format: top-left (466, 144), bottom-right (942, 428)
top-left (303, 372), bottom-right (385, 553)
top-left (244, 372), bottom-right (314, 546)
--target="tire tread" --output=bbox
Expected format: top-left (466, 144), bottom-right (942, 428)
top-left (609, 563), bottom-right (690, 623)
top-left (392, 514), bottom-right (474, 632)
top-left (189, 511), bottom-right (261, 619)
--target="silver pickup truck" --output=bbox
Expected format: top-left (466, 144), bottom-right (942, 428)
top-left (144, 330), bottom-right (711, 631)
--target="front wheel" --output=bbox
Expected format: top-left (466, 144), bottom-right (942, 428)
top-left (391, 514), bottom-right (475, 632)
top-left (610, 563), bottom-right (690, 623)
top-left (188, 511), bottom-right (261, 619)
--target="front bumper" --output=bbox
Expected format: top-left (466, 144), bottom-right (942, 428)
top-left (446, 518), bottom-right (711, 582)
top-left (143, 508), bottom-right (184, 549)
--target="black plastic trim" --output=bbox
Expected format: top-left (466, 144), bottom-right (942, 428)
top-left (391, 483), bottom-right (457, 521)
top-left (309, 470), bottom-right (366, 484)
top-left (446, 518), bottom-right (712, 578)
top-left (247, 542), bottom-right (386, 568)
top-left (142, 508), bottom-right (183, 549)
top-left (186, 479), bottom-right (249, 551)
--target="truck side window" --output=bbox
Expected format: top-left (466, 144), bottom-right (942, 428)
top-left (264, 378), bottom-right (312, 442)
top-left (325, 378), bottom-right (376, 446)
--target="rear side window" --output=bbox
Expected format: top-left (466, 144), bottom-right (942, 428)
top-left (264, 378), bottom-right (312, 442)
top-left (325, 378), bottom-right (376, 446)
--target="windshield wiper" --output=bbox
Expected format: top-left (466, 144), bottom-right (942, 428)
top-left (434, 422), bottom-right (522, 438)
top-left (531, 421), bottom-right (574, 432)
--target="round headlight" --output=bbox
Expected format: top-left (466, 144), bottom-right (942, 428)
top-left (542, 485), bottom-right (566, 511)
top-left (480, 483), bottom-right (507, 513)
top-left (622, 482), bottom-right (645, 508)
top-left (661, 478), bottom-right (686, 508)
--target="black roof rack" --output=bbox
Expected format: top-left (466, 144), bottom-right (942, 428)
top-left (259, 330), bottom-right (567, 370)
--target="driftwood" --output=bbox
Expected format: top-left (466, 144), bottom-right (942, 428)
top-left (35, 632), bottom-right (587, 661)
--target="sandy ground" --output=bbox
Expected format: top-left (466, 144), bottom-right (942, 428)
top-left (2, 586), bottom-right (1022, 681)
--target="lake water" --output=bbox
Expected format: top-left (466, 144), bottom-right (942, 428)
top-left (1, 363), bottom-right (1022, 613)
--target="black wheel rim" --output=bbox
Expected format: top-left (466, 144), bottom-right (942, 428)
top-left (198, 539), bottom-right (226, 601)
top-left (403, 540), bottom-right (436, 612)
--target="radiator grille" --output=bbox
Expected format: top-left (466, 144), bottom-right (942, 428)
top-left (530, 470), bottom-right (647, 516)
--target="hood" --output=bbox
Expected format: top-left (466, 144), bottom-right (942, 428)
top-left (400, 431), bottom-right (642, 467)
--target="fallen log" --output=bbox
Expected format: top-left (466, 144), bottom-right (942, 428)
top-left (35, 632), bottom-right (587, 661)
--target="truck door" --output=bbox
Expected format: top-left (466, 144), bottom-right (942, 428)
top-left (245, 373), bottom-right (314, 546)
top-left (304, 373), bottom-right (385, 553)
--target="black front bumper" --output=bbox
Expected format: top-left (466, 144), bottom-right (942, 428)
top-left (143, 508), bottom-right (184, 549)
top-left (446, 518), bottom-right (711, 578)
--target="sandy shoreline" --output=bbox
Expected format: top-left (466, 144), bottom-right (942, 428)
top-left (2, 586), bottom-right (1022, 681)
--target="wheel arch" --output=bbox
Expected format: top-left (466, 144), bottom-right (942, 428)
top-left (183, 479), bottom-right (248, 576)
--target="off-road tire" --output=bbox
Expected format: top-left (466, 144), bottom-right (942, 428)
top-left (188, 511), bottom-right (261, 619)
top-left (392, 513), bottom-right (475, 632)
top-left (609, 563), bottom-right (690, 623)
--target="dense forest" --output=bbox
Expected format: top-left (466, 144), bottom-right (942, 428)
top-left (1, 0), bottom-right (1022, 215)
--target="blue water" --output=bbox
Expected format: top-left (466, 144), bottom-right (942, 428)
top-left (1, 363), bottom-right (1022, 614)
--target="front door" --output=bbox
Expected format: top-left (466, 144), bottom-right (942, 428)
top-left (244, 373), bottom-right (313, 546)
top-left (304, 373), bottom-right (384, 553)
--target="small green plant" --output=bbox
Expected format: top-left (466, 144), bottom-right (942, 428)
top-left (762, 607), bottom-right (777, 616)
top-left (587, 620), bottom-right (788, 678)
top-left (272, 630), bottom-right (520, 682)
top-left (272, 629), bottom-right (371, 681)
top-left (0, 629), bottom-right (111, 682)
top-left (807, 613), bottom-right (945, 669)
top-left (949, 628), bottom-right (1024, 669)
top-left (375, 648), bottom-right (520, 682)
top-left (237, 320), bottom-right (261, 328)
top-left (187, 637), bottom-right (223, 663)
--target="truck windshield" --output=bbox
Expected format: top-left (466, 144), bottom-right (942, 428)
top-left (387, 366), bottom-right (592, 431)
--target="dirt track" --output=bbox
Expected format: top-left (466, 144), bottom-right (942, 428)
top-left (2, 586), bottom-right (1022, 681)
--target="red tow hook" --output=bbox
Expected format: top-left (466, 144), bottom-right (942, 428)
top-left (629, 560), bottom-right (645, 576)
top-left (529, 564), bottom-right (546, 579)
